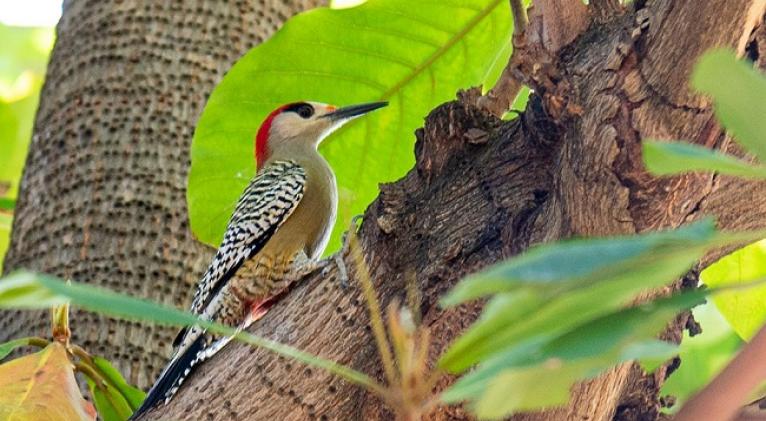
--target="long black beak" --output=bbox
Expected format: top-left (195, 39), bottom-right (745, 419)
top-left (322, 101), bottom-right (388, 121)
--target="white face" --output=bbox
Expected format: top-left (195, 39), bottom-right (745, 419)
top-left (268, 101), bottom-right (343, 149)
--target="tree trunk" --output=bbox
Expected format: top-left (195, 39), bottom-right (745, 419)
top-left (4, 0), bottom-right (766, 420)
top-left (0, 0), bottom-right (322, 389)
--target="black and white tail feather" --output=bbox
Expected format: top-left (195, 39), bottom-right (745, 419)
top-left (130, 161), bottom-right (306, 419)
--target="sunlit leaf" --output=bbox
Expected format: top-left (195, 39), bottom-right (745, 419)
top-left (643, 140), bottom-right (766, 179)
top-left (188, 0), bottom-right (514, 253)
top-left (692, 49), bottom-right (766, 159)
top-left (702, 239), bottom-right (766, 340)
top-left (0, 343), bottom-right (96, 421)
top-left (660, 302), bottom-right (742, 413)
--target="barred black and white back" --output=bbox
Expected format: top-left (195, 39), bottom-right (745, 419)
top-left (131, 160), bottom-right (306, 419)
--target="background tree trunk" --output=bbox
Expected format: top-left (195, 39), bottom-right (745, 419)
top-left (0, 0), bottom-right (323, 389)
top-left (4, 0), bottom-right (766, 420)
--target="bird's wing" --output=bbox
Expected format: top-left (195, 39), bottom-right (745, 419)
top-left (189, 160), bottom-right (306, 315)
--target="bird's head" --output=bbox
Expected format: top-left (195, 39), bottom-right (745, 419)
top-left (255, 100), bottom-right (388, 168)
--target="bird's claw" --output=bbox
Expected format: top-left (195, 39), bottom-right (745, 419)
top-left (334, 253), bottom-right (349, 289)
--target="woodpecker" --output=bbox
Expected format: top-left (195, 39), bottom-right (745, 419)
top-left (132, 100), bottom-right (387, 418)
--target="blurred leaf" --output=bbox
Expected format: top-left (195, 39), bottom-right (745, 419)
top-left (0, 343), bottom-right (96, 421)
top-left (0, 197), bottom-right (14, 210)
top-left (0, 212), bottom-right (11, 230)
top-left (86, 377), bottom-right (133, 421)
top-left (0, 23), bottom-right (54, 91)
top-left (0, 337), bottom-right (33, 360)
top-left (0, 23), bottom-right (52, 272)
top-left (0, 271), bottom-right (67, 309)
top-left (442, 291), bottom-right (705, 419)
top-left (0, 271), bottom-right (380, 392)
top-left (702, 239), bottom-right (766, 340)
top-left (439, 220), bottom-right (766, 372)
top-left (188, 0), bottom-right (514, 254)
top-left (92, 356), bottom-right (145, 410)
top-left (692, 49), bottom-right (766, 159)
top-left (660, 302), bottom-right (742, 413)
top-left (442, 219), bottom-right (717, 307)
top-left (643, 140), bottom-right (766, 179)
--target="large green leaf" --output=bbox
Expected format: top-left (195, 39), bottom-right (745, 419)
top-left (643, 140), bottom-right (766, 179)
top-left (702, 240), bottom-right (766, 340)
top-left (188, 0), bottom-right (514, 253)
top-left (692, 49), bottom-right (766, 160)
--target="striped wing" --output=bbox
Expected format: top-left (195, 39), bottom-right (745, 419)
top-left (189, 160), bottom-right (306, 315)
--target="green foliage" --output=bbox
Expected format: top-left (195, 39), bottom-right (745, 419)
top-left (643, 140), bottom-right (766, 178)
top-left (0, 23), bottom-right (55, 272)
top-left (0, 337), bottom-right (33, 360)
top-left (86, 357), bottom-right (145, 421)
top-left (642, 48), bottom-right (766, 344)
top-left (0, 271), bottom-right (67, 309)
top-left (438, 219), bottom-right (766, 419)
top-left (692, 49), bottom-right (766, 159)
top-left (187, 0), bottom-right (514, 253)
top-left (660, 302), bottom-right (742, 413)
top-left (92, 356), bottom-right (145, 410)
top-left (702, 240), bottom-right (766, 340)
top-left (443, 292), bottom-right (704, 419)
top-left (0, 271), bottom-right (379, 392)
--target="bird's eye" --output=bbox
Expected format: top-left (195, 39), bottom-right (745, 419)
top-left (296, 104), bottom-right (314, 119)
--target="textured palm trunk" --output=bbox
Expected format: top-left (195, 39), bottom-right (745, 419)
top-left (0, 0), bottom-right (322, 388)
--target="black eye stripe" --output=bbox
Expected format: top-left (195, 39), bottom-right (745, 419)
top-left (283, 102), bottom-right (314, 119)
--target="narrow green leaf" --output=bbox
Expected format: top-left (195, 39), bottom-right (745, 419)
top-left (92, 357), bottom-right (145, 410)
top-left (0, 271), bottom-right (67, 309)
top-left (442, 219), bottom-right (716, 307)
top-left (188, 0), bottom-right (514, 254)
top-left (692, 49), bottom-right (766, 159)
top-left (643, 140), bottom-right (766, 178)
top-left (0, 271), bottom-right (380, 393)
top-left (86, 378), bottom-right (133, 421)
top-left (0, 337), bottom-right (31, 360)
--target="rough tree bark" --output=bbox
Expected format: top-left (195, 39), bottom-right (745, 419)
top-left (0, 0), bottom-right (323, 389)
top-left (4, 0), bottom-right (766, 420)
